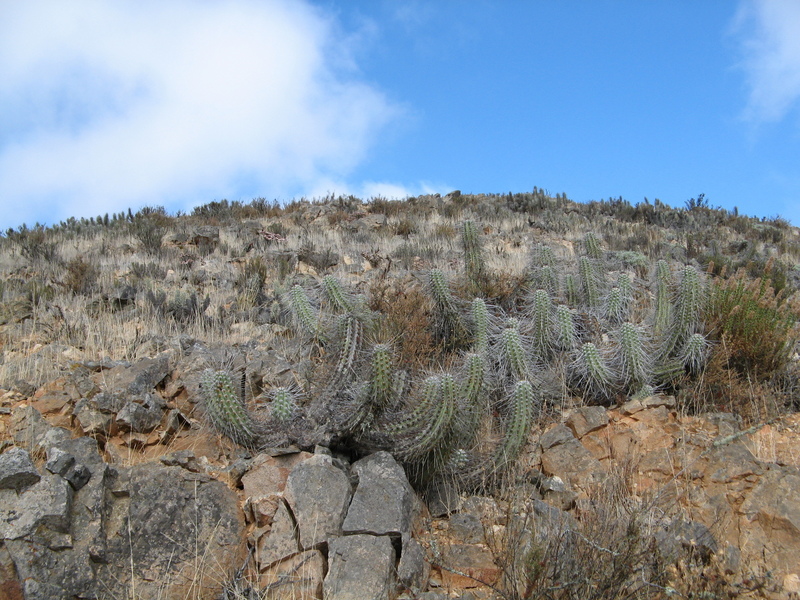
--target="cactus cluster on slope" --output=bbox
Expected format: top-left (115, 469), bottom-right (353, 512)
top-left (201, 225), bottom-right (716, 490)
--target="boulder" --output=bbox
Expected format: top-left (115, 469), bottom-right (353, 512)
top-left (324, 534), bottom-right (395, 600)
top-left (284, 453), bottom-right (352, 550)
top-left (342, 451), bottom-right (415, 536)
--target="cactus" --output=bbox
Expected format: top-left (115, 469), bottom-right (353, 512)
top-left (614, 322), bottom-right (652, 390)
top-left (427, 268), bottom-right (468, 348)
top-left (572, 342), bottom-right (616, 400)
top-left (495, 380), bottom-right (538, 466)
top-left (390, 374), bottom-right (457, 460)
top-left (327, 315), bottom-right (363, 393)
top-left (554, 304), bottom-right (578, 351)
top-left (653, 260), bottom-right (673, 336)
top-left (321, 275), bottom-right (356, 314)
top-left (565, 273), bottom-right (580, 306)
top-left (497, 318), bottom-right (531, 383)
top-left (528, 245), bottom-right (559, 296)
top-left (462, 220), bottom-right (486, 285)
top-left (469, 297), bottom-right (491, 355)
top-left (578, 256), bottom-right (601, 309)
top-left (457, 352), bottom-right (488, 443)
top-left (528, 289), bottom-right (553, 360)
top-left (200, 369), bottom-right (264, 448)
top-left (271, 387), bottom-right (298, 422)
top-left (681, 332), bottom-right (710, 375)
top-left (288, 284), bottom-right (325, 342)
top-left (604, 287), bottom-right (626, 326)
top-left (673, 265), bottom-right (704, 341)
top-left (366, 343), bottom-right (395, 411)
top-left (583, 232), bottom-right (604, 260)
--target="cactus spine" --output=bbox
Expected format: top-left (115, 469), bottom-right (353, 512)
top-left (327, 315), bottom-right (363, 393)
top-left (554, 304), bottom-right (578, 351)
top-left (578, 256), bottom-right (601, 309)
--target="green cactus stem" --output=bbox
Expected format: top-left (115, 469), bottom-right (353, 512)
top-left (201, 369), bottom-right (264, 448)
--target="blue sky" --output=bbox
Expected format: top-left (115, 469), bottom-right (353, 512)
top-left (1, 0), bottom-right (799, 231)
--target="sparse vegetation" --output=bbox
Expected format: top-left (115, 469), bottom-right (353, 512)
top-left (2, 190), bottom-right (800, 598)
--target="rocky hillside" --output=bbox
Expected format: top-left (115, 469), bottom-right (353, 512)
top-left (1, 191), bottom-right (799, 599)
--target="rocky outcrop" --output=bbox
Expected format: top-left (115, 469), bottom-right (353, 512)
top-left (2, 349), bottom-right (800, 599)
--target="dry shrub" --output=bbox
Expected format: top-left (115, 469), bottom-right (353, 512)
top-left (64, 257), bottom-right (99, 295)
top-left (368, 278), bottom-right (436, 370)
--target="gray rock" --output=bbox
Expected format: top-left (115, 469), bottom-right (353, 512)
top-left (256, 499), bottom-right (299, 570)
top-left (324, 534), bottom-right (395, 600)
top-left (1, 475), bottom-right (73, 539)
top-left (284, 454), bottom-right (352, 550)
top-left (540, 424), bottom-right (576, 450)
top-left (44, 447), bottom-right (91, 491)
top-left (73, 401), bottom-right (114, 437)
top-left (342, 451), bottom-right (414, 536)
top-left (0, 447), bottom-right (40, 492)
top-left (102, 355), bottom-right (171, 396)
top-left (449, 512), bottom-right (484, 544)
top-left (97, 464), bottom-right (245, 600)
top-left (115, 393), bottom-right (165, 433)
top-left (397, 536), bottom-right (429, 593)
top-left (566, 406), bottom-right (608, 437)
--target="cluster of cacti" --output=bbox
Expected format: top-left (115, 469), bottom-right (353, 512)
top-left (200, 222), bottom-right (717, 491)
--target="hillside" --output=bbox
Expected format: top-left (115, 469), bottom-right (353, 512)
top-left (1, 191), bottom-right (799, 599)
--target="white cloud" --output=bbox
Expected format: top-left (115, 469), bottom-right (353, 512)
top-left (304, 178), bottom-right (452, 202)
top-left (733, 0), bottom-right (800, 123)
top-left (0, 0), bottom-right (399, 229)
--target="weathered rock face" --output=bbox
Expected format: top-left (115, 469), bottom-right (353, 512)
top-left (97, 465), bottom-right (246, 600)
top-left (0, 440), bottom-right (245, 600)
top-left (3, 348), bottom-right (800, 600)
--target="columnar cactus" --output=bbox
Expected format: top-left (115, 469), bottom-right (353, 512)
top-left (427, 268), bottom-right (467, 348)
top-left (583, 232), bottom-right (604, 260)
top-left (572, 342), bottom-right (616, 400)
top-left (327, 314), bottom-right (363, 393)
top-left (528, 289), bottom-right (553, 360)
top-left (554, 304), bottom-right (578, 351)
top-left (462, 220), bottom-right (486, 285)
top-left (653, 260), bottom-right (673, 336)
top-left (469, 297), bottom-right (491, 356)
top-left (615, 322), bottom-right (652, 391)
top-left (321, 274), bottom-right (356, 314)
top-left (681, 332), bottom-right (710, 375)
top-left (497, 318), bottom-right (531, 383)
top-left (578, 256), bottom-right (601, 309)
top-left (495, 380), bottom-right (538, 466)
top-left (288, 284), bottom-right (325, 342)
top-left (201, 369), bottom-right (264, 448)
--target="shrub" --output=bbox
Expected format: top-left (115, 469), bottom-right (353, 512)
top-left (705, 266), bottom-right (800, 380)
